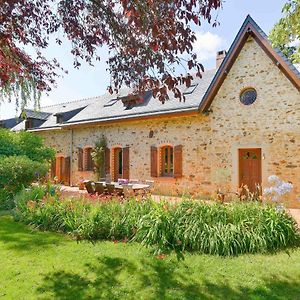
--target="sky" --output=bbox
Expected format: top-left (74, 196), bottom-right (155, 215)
top-left (0, 0), bottom-right (287, 119)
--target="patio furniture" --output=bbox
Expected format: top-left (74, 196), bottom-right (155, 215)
top-left (114, 183), bottom-right (150, 194)
top-left (105, 173), bottom-right (112, 183)
top-left (106, 183), bottom-right (116, 194)
top-left (123, 184), bottom-right (135, 198)
top-left (145, 180), bottom-right (154, 188)
top-left (129, 179), bottom-right (139, 183)
top-left (95, 182), bottom-right (105, 195)
top-left (84, 180), bottom-right (95, 194)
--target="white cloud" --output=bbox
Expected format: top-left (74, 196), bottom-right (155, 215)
top-left (193, 31), bottom-right (225, 62)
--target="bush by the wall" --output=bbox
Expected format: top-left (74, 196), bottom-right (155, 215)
top-left (0, 128), bottom-right (55, 209)
top-left (0, 156), bottom-right (48, 209)
top-left (14, 190), bottom-right (300, 257)
top-left (0, 128), bottom-right (55, 162)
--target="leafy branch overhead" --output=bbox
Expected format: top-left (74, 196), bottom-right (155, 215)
top-left (0, 0), bottom-right (222, 108)
top-left (269, 0), bottom-right (300, 63)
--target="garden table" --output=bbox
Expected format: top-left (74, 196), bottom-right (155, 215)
top-left (96, 182), bottom-right (150, 192)
top-left (114, 183), bottom-right (150, 191)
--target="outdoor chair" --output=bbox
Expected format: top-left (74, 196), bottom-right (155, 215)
top-left (145, 179), bottom-right (154, 186)
top-left (123, 185), bottom-right (135, 198)
top-left (95, 182), bottom-right (105, 195)
top-left (106, 183), bottom-right (116, 195)
top-left (105, 173), bottom-right (112, 183)
top-left (84, 180), bottom-right (95, 194)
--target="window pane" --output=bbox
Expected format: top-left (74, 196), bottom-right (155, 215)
top-left (118, 149), bottom-right (123, 175)
top-left (170, 147), bottom-right (173, 173)
top-left (164, 148), bottom-right (168, 173)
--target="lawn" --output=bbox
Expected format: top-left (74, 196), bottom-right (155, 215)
top-left (1, 214), bottom-right (300, 300)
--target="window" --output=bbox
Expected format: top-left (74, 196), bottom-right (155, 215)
top-left (84, 147), bottom-right (93, 171)
top-left (25, 118), bottom-right (33, 130)
top-left (161, 146), bottom-right (174, 177)
top-left (151, 145), bottom-right (182, 178)
top-left (56, 114), bottom-right (63, 124)
top-left (240, 88), bottom-right (257, 105)
top-left (113, 148), bottom-right (123, 180)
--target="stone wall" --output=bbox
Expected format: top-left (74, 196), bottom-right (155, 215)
top-left (36, 37), bottom-right (300, 208)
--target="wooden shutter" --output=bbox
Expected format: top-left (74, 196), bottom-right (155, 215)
top-left (150, 146), bottom-right (158, 177)
top-left (77, 148), bottom-right (83, 171)
top-left (64, 156), bottom-right (71, 186)
top-left (174, 145), bottom-right (183, 178)
top-left (123, 147), bottom-right (130, 180)
top-left (105, 147), bottom-right (110, 174)
top-left (50, 159), bottom-right (56, 179)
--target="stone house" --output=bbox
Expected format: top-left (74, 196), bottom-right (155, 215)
top-left (3, 16), bottom-right (300, 207)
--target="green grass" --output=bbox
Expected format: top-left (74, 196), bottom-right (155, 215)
top-left (1, 215), bottom-right (300, 300)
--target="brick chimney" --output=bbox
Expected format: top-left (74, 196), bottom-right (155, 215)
top-left (216, 50), bottom-right (227, 69)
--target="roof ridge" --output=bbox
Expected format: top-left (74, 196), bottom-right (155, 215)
top-left (40, 70), bottom-right (217, 109)
top-left (40, 94), bottom-right (101, 109)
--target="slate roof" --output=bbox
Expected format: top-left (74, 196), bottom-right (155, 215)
top-left (1, 15), bottom-right (299, 132)
top-left (7, 69), bottom-right (216, 131)
top-left (23, 109), bottom-right (51, 120)
top-left (0, 117), bottom-right (21, 129)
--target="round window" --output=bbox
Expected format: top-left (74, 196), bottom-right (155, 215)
top-left (240, 88), bottom-right (257, 105)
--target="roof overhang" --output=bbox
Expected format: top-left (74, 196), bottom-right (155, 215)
top-left (199, 15), bottom-right (300, 112)
top-left (62, 108), bottom-right (200, 129)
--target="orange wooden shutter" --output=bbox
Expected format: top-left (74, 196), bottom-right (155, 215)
top-left (123, 147), bottom-right (130, 180)
top-left (150, 146), bottom-right (158, 177)
top-left (50, 159), bottom-right (56, 179)
top-left (174, 145), bottom-right (183, 178)
top-left (64, 156), bottom-right (71, 185)
top-left (105, 147), bottom-right (110, 174)
top-left (77, 148), bottom-right (83, 171)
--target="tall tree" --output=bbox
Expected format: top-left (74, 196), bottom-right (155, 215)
top-left (269, 0), bottom-right (300, 63)
top-left (0, 0), bottom-right (222, 109)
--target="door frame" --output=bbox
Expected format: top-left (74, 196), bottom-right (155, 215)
top-left (238, 148), bottom-right (262, 190)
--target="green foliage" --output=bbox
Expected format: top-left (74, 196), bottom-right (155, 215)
top-left (91, 135), bottom-right (107, 180)
top-left (0, 128), bottom-right (55, 162)
top-left (14, 192), bottom-right (300, 257)
top-left (2, 215), bottom-right (300, 300)
top-left (0, 129), bottom-right (55, 209)
top-left (0, 156), bottom-right (48, 193)
top-left (0, 189), bottom-right (14, 210)
top-left (269, 0), bottom-right (300, 63)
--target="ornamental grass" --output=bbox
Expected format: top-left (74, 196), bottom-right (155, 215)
top-left (14, 186), bottom-right (300, 257)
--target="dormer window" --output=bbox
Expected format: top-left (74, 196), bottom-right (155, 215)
top-left (121, 95), bottom-right (144, 109)
top-left (25, 118), bottom-right (33, 130)
top-left (55, 113), bottom-right (63, 124)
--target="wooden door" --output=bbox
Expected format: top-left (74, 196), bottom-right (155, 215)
top-left (239, 148), bottom-right (262, 192)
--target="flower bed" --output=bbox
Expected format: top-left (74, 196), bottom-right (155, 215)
top-left (14, 186), bottom-right (300, 257)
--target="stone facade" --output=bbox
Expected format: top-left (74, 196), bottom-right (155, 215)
top-left (36, 37), bottom-right (300, 208)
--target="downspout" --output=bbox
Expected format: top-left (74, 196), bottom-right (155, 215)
top-left (70, 128), bottom-right (74, 186)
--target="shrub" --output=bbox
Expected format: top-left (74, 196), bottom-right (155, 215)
top-left (0, 129), bottom-right (55, 209)
top-left (0, 189), bottom-right (14, 210)
top-left (0, 156), bottom-right (48, 208)
top-left (14, 192), bottom-right (300, 257)
top-left (0, 128), bottom-right (55, 162)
